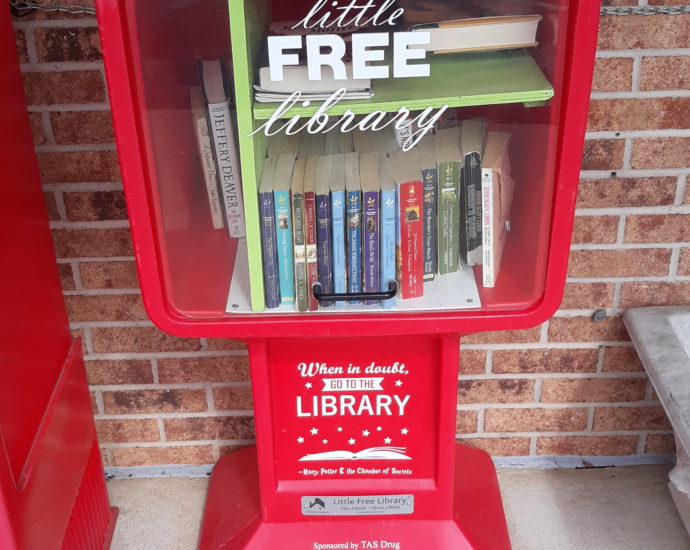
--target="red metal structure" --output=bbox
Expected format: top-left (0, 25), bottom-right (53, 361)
top-left (97, 0), bottom-right (601, 547)
top-left (0, 7), bottom-right (117, 549)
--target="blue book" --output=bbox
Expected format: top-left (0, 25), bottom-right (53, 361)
top-left (331, 154), bottom-right (347, 308)
top-left (315, 156), bottom-right (333, 308)
top-left (273, 153), bottom-right (296, 305)
top-left (345, 153), bottom-right (362, 304)
top-left (258, 157), bottom-right (280, 309)
top-left (378, 155), bottom-right (397, 309)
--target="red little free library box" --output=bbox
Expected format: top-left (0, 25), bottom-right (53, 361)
top-left (97, 0), bottom-right (601, 548)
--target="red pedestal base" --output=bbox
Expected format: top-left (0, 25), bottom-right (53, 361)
top-left (198, 444), bottom-right (511, 550)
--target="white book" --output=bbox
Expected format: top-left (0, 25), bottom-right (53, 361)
top-left (200, 58), bottom-right (246, 238)
top-left (257, 63), bottom-right (371, 94)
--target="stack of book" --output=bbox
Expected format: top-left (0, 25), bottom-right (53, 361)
top-left (257, 121), bottom-right (515, 311)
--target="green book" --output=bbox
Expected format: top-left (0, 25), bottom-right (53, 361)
top-left (435, 127), bottom-right (462, 275)
top-left (292, 158), bottom-right (308, 312)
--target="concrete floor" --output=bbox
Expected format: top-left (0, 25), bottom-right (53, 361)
top-left (108, 465), bottom-right (690, 550)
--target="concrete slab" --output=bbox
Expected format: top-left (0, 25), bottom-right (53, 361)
top-left (107, 466), bottom-right (690, 550)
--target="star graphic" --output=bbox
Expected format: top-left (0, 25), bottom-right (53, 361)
top-left (384, 437), bottom-right (392, 444)
top-left (401, 428), bottom-right (409, 435)
top-left (337, 427), bottom-right (343, 432)
top-left (348, 438), bottom-right (356, 445)
top-left (395, 380), bottom-right (403, 387)
top-left (322, 439), bottom-right (328, 444)
top-left (310, 427), bottom-right (319, 435)
top-left (362, 430), bottom-right (370, 437)
top-left (297, 437), bottom-right (304, 444)
top-left (305, 382), bottom-right (313, 389)
top-left (376, 426), bottom-right (383, 431)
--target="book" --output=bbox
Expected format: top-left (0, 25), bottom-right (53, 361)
top-left (434, 127), bottom-right (462, 275)
top-left (298, 132), bottom-right (326, 159)
top-left (417, 134), bottom-right (437, 281)
top-left (346, 154), bottom-right (363, 304)
top-left (199, 58), bottom-right (245, 237)
top-left (481, 132), bottom-right (515, 288)
top-left (378, 154), bottom-right (397, 309)
top-left (273, 153), bottom-right (297, 305)
top-left (353, 127), bottom-right (400, 154)
top-left (291, 158), bottom-right (308, 312)
top-left (360, 153), bottom-right (380, 306)
top-left (332, 154), bottom-right (349, 307)
top-left (266, 132), bottom-right (299, 158)
top-left (258, 157), bottom-right (280, 309)
top-left (461, 118), bottom-right (487, 266)
top-left (391, 149), bottom-right (424, 300)
top-left (299, 447), bottom-right (412, 462)
top-left (315, 156), bottom-right (334, 308)
top-left (190, 86), bottom-right (225, 230)
top-left (325, 127), bottom-right (355, 155)
top-left (304, 155), bottom-right (320, 311)
top-left (255, 63), bottom-right (373, 96)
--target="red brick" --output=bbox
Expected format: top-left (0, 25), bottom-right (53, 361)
top-left (561, 283), bottom-right (615, 310)
top-left (640, 56), bottom-right (690, 91)
top-left (22, 71), bottom-right (105, 105)
top-left (582, 140), bottom-right (625, 171)
top-left (587, 98), bottom-right (690, 132)
top-left (619, 282), bottom-right (690, 308)
top-left (679, 249), bottom-right (690, 276)
top-left (461, 327), bottom-right (541, 345)
top-left (52, 228), bottom-right (133, 258)
top-left (91, 326), bottom-right (201, 353)
top-left (213, 386), bottom-right (254, 410)
top-left (458, 379), bottom-right (534, 404)
top-left (598, 14), bottom-right (690, 50)
top-left (485, 408), bottom-right (588, 433)
top-left (577, 177), bottom-right (677, 208)
top-left (593, 406), bottom-right (671, 431)
top-left (63, 191), bottom-right (128, 221)
top-left (51, 110), bottom-right (114, 144)
top-left (95, 419), bottom-right (159, 443)
top-left (44, 191), bottom-right (60, 221)
top-left (568, 249), bottom-right (672, 278)
top-left (29, 112), bottom-right (47, 145)
top-left (460, 350), bottom-right (486, 375)
top-left (64, 294), bottom-right (147, 322)
top-left (625, 215), bottom-right (690, 243)
top-left (571, 216), bottom-right (619, 244)
top-left (632, 138), bottom-right (690, 170)
top-left (38, 151), bottom-right (120, 183)
top-left (103, 389), bottom-right (207, 414)
top-left (79, 261), bottom-right (139, 289)
top-left (34, 27), bottom-right (101, 62)
top-left (493, 349), bottom-right (599, 374)
top-left (537, 436), bottom-right (637, 456)
top-left (157, 356), bottom-right (250, 383)
top-left (591, 57), bottom-right (633, 92)
top-left (90, 391), bottom-right (98, 414)
top-left (111, 446), bottom-right (213, 466)
top-left (15, 29), bottom-right (29, 63)
top-left (164, 416), bottom-right (255, 441)
top-left (459, 437), bottom-right (530, 457)
top-left (85, 359), bottom-right (153, 385)
top-left (541, 377), bottom-right (646, 403)
top-left (645, 434), bottom-right (676, 455)
top-left (548, 317), bottom-right (629, 343)
top-left (456, 410), bottom-right (479, 434)
top-left (206, 339), bottom-right (248, 351)
top-left (602, 347), bottom-right (644, 373)
top-left (58, 263), bottom-right (76, 290)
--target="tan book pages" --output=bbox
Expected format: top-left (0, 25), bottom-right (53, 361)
top-left (434, 127), bottom-right (462, 163)
top-left (390, 148), bottom-right (422, 184)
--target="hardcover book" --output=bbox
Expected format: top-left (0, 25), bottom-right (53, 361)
top-left (304, 155), bottom-right (320, 311)
top-left (332, 154), bottom-right (349, 307)
top-left (258, 157), bottom-right (280, 309)
top-left (273, 153), bottom-right (297, 305)
top-left (378, 154), bottom-right (397, 309)
top-left (360, 153), bottom-right (380, 305)
top-left (434, 127), bottom-right (462, 275)
top-left (199, 58), bottom-right (245, 238)
top-left (417, 134), bottom-right (437, 280)
top-left (461, 118), bottom-right (487, 266)
top-left (315, 156), bottom-right (334, 307)
top-left (345, 153), bottom-right (363, 304)
top-left (391, 149), bottom-right (424, 300)
top-left (291, 158), bottom-right (308, 312)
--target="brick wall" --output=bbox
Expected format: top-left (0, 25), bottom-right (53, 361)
top-left (12, 3), bottom-right (690, 468)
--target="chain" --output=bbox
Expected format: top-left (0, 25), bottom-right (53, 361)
top-left (9, 0), bottom-right (95, 16)
top-left (601, 5), bottom-right (690, 15)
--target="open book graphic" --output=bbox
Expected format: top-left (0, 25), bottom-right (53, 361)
top-left (299, 447), bottom-right (412, 462)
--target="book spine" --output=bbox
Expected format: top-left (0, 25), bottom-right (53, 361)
top-left (422, 168), bottom-right (437, 280)
top-left (304, 190), bottom-right (319, 311)
top-left (380, 188), bottom-right (397, 309)
top-left (316, 192), bottom-right (333, 308)
top-left (363, 190), bottom-right (380, 305)
top-left (193, 116), bottom-right (225, 229)
top-left (274, 189), bottom-right (294, 305)
top-left (437, 161), bottom-right (460, 275)
top-left (207, 101), bottom-right (246, 237)
top-left (397, 181), bottom-right (423, 299)
top-left (481, 168), bottom-right (495, 288)
top-left (292, 191), bottom-right (308, 312)
top-left (347, 190), bottom-right (362, 304)
top-left (464, 151), bottom-right (483, 266)
top-left (259, 191), bottom-right (280, 309)
top-left (331, 190), bottom-right (346, 309)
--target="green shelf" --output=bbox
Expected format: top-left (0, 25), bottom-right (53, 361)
top-left (253, 50), bottom-right (555, 120)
